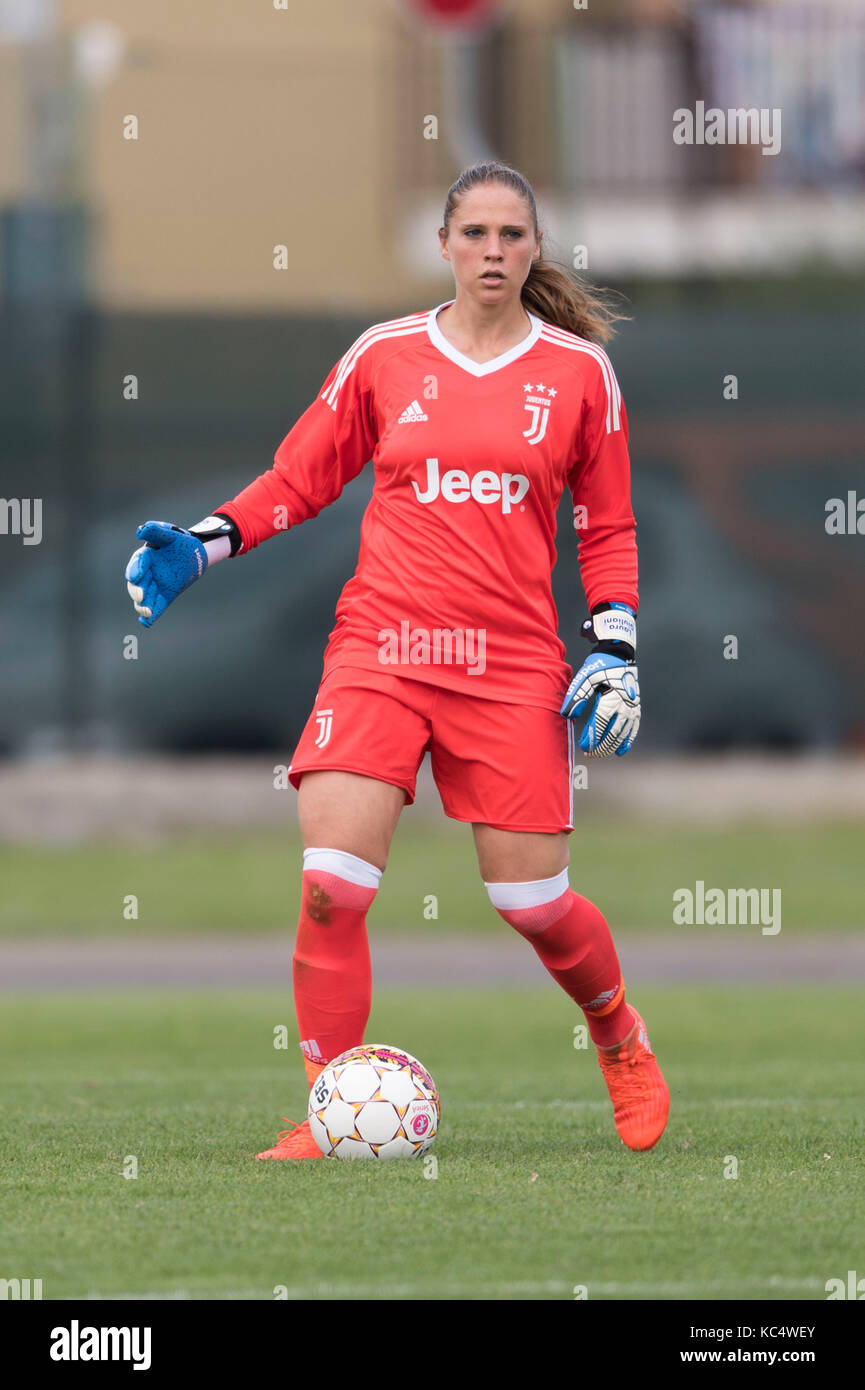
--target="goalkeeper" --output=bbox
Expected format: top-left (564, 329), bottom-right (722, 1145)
top-left (126, 159), bottom-right (668, 1161)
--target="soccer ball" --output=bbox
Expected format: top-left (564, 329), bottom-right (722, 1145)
top-left (308, 1044), bottom-right (440, 1159)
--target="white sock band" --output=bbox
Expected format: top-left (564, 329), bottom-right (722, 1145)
top-left (303, 847), bottom-right (382, 889)
top-left (484, 867), bottom-right (569, 911)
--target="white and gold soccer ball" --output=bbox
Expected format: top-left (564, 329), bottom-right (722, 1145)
top-left (307, 1044), bottom-right (440, 1159)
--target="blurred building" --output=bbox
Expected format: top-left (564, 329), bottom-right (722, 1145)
top-left (2, 0), bottom-right (865, 310)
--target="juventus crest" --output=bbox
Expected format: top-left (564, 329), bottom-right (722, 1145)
top-left (522, 382), bottom-right (557, 446)
top-left (313, 708), bottom-right (333, 748)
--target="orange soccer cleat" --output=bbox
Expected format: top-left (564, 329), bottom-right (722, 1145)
top-left (595, 1007), bottom-right (670, 1151)
top-left (255, 1118), bottom-right (324, 1161)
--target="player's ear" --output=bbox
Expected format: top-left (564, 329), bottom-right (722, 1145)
top-left (438, 227), bottom-right (450, 262)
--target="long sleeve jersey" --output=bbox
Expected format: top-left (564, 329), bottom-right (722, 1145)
top-left (216, 300), bottom-right (637, 711)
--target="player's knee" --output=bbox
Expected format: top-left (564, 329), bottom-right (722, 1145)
top-left (472, 826), bottom-right (568, 885)
top-left (300, 848), bottom-right (383, 911)
top-left (484, 868), bottom-right (573, 935)
top-left (296, 771), bottom-right (404, 870)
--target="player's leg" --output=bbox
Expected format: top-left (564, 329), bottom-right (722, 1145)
top-left (473, 822), bottom-right (633, 1048)
top-left (297, 767), bottom-right (406, 870)
top-left (475, 823), bottom-right (669, 1152)
top-left (256, 674), bottom-right (431, 1159)
top-left (472, 825), bottom-right (568, 881)
top-left (433, 692), bottom-right (669, 1152)
top-left (292, 769), bottom-right (405, 1080)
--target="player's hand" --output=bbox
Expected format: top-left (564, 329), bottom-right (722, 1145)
top-left (560, 653), bottom-right (640, 757)
top-left (125, 520), bottom-right (208, 628)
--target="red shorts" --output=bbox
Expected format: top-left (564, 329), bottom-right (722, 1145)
top-left (288, 666), bottom-right (576, 834)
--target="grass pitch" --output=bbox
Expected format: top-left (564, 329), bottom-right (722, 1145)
top-left (1, 818), bottom-right (863, 935)
top-left (2, 985), bottom-right (863, 1301)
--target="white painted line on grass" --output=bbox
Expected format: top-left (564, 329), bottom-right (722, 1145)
top-left (469, 1097), bottom-right (845, 1111)
top-left (72, 1274), bottom-right (824, 1301)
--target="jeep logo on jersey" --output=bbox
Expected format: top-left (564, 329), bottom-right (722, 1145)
top-left (411, 458), bottom-right (529, 514)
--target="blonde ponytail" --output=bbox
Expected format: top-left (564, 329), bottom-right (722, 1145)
top-left (521, 258), bottom-right (628, 345)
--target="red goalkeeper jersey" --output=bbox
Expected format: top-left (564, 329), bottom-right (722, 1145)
top-left (216, 301), bottom-right (637, 712)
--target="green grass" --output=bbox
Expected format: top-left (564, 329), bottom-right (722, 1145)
top-left (1, 986), bottom-right (863, 1300)
top-left (0, 818), bottom-right (863, 936)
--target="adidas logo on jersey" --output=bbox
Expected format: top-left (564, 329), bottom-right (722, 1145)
top-left (398, 399), bottom-right (428, 423)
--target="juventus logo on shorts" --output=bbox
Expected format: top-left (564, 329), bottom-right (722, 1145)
top-left (522, 383), bottom-right (556, 446)
top-left (313, 708), bottom-right (333, 748)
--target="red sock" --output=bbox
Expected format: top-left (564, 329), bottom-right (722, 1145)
top-left (293, 863), bottom-right (378, 1085)
top-left (494, 885), bottom-right (634, 1048)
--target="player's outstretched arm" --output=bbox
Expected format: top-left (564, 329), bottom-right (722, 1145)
top-left (125, 515), bottom-right (240, 628)
top-left (560, 602), bottom-right (640, 758)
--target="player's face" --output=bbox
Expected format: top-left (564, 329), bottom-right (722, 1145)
top-left (439, 185), bottom-right (541, 306)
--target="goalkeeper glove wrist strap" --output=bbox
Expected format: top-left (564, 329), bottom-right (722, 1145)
top-left (581, 601), bottom-right (637, 661)
top-left (189, 514), bottom-right (242, 559)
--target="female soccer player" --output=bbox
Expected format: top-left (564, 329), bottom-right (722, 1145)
top-left (125, 161), bottom-right (669, 1158)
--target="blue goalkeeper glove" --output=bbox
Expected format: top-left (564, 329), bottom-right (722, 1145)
top-left (560, 602), bottom-right (640, 758)
top-left (125, 520), bottom-right (209, 628)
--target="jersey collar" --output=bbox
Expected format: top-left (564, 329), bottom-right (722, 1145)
top-left (426, 299), bottom-right (543, 377)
